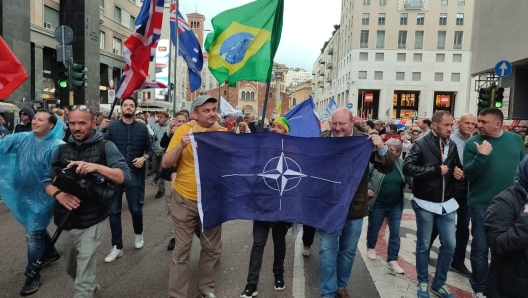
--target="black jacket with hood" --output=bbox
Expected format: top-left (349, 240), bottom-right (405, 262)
top-left (485, 155), bottom-right (528, 298)
top-left (14, 107), bottom-right (34, 133)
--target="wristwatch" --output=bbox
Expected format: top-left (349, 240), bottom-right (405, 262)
top-left (53, 190), bottom-right (62, 199)
top-left (143, 155), bottom-right (149, 160)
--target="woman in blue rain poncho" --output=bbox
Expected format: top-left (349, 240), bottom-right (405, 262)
top-left (0, 110), bottom-right (64, 295)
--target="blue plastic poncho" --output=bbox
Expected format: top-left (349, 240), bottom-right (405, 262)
top-left (0, 115), bottom-right (65, 231)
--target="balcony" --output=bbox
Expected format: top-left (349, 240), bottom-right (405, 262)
top-left (320, 60), bottom-right (325, 64)
top-left (398, 43), bottom-right (407, 49)
top-left (326, 77), bottom-right (332, 83)
top-left (453, 43), bottom-right (462, 49)
top-left (326, 62), bottom-right (333, 69)
top-left (360, 43), bottom-right (368, 48)
top-left (327, 46), bottom-right (334, 55)
top-left (414, 43), bottom-right (423, 49)
top-left (437, 43), bottom-right (446, 49)
top-left (404, 0), bottom-right (423, 9)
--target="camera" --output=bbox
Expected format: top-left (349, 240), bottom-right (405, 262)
top-left (53, 159), bottom-right (115, 206)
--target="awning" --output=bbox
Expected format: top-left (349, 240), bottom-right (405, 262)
top-left (0, 102), bottom-right (20, 113)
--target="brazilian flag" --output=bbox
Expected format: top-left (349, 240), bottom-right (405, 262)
top-left (205, 0), bottom-right (284, 87)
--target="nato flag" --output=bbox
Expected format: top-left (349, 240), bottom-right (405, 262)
top-left (192, 132), bottom-right (373, 235)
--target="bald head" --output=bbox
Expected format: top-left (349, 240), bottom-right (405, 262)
top-left (332, 107), bottom-right (353, 121)
top-left (331, 107), bottom-right (354, 137)
top-left (458, 113), bottom-right (476, 138)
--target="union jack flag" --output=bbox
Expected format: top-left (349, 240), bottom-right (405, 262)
top-left (170, 0), bottom-right (203, 92)
top-left (116, 0), bottom-right (166, 100)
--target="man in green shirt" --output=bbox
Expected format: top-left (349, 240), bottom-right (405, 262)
top-left (463, 108), bottom-right (526, 298)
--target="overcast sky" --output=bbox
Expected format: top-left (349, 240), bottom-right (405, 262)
top-left (178, 0), bottom-right (342, 72)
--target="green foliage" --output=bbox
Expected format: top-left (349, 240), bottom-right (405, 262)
top-left (321, 24), bottom-right (340, 53)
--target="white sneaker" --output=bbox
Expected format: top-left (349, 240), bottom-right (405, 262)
top-left (302, 246), bottom-right (310, 257)
top-left (367, 248), bottom-right (377, 260)
top-left (473, 293), bottom-right (487, 298)
top-left (389, 261), bottom-right (405, 274)
top-left (104, 246), bottom-right (123, 263)
top-left (135, 234), bottom-right (144, 249)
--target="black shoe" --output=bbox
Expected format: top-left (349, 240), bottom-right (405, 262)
top-left (449, 263), bottom-right (472, 277)
top-left (274, 274), bottom-right (285, 290)
top-left (240, 284), bottom-right (257, 298)
top-left (167, 238), bottom-right (175, 251)
top-left (41, 252), bottom-right (61, 269)
top-left (155, 191), bottom-right (165, 199)
top-left (20, 276), bottom-right (41, 296)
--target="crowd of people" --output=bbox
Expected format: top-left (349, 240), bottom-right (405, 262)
top-left (1, 97), bottom-right (528, 298)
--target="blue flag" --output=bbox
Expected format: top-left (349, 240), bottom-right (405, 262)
top-left (285, 96), bottom-right (321, 137)
top-left (192, 132), bottom-right (373, 235)
top-left (326, 96), bottom-right (337, 116)
top-left (170, 1), bottom-right (203, 92)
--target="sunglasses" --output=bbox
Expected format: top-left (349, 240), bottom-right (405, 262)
top-left (70, 105), bottom-right (90, 111)
top-left (20, 112), bottom-right (28, 116)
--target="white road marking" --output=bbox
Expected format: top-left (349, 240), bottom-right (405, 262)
top-left (292, 231), bottom-right (305, 298)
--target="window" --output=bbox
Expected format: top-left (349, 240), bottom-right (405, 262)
top-left (414, 53), bottom-right (422, 62)
top-left (437, 31), bottom-right (446, 49)
top-left (358, 71), bottom-right (367, 79)
top-left (439, 13), bottom-right (447, 25)
top-left (374, 71), bottom-right (383, 80)
top-left (397, 53), bottom-right (406, 62)
top-left (379, 0), bottom-right (387, 5)
top-left (451, 73), bottom-right (461, 82)
top-left (396, 72), bottom-right (405, 81)
top-left (359, 52), bottom-right (368, 61)
top-left (441, 0), bottom-right (448, 5)
top-left (360, 31), bottom-right (369, 48)
top-left (130, 16), bottom-right (136, 30)
top-left (375, 53), bottom-right (384, 61)
top-left (242, 91), bottom-right (246, 100)
top-left (378, 13), bottom-right (386, 25)
top-left (43, 6), bottom-right (59, 30)
top-left (113, 37), bottom-right (123, 55)
top-left (435, 73), bottom-right (444, 81)
top-left (398, 31), bottom-right (407, 49)
top-left (404, 0), bottom-right (423, 9)
top-left (376, 31), bottom-right (385, 48)
top-left (362, 13), bottom-right (370, 25)
top-left (363, 0), bottom-right (370, 5)
top-left (400, 13), bottom-right (408, 25)
top-left (251, 92), bottom-right (255, 100)
top-left (100, 31), bottom-right (105, 49)
top-left (454, 31), bottom-right (463, 49)
top-left (114, 6), bottom-right (122, 23)
top-left (100, 0), bottom-right (104, 9)
top-left (412, 72), bottom-right (421, 81)
top-left (414, 31), bottom-right (424, 49)
top-left (453, 54), bottom-right (462, 62)
top-left (456, 13), bottom-right (464, 25)
top-left (458, 0), bottom-right (465, 5)
top-left (436, 53), bottom-right (445, 62)
top-left (417, 13), bottom-right (425, 25)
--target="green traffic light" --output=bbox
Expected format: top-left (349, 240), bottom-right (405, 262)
top-left (59, 80), bottom-right (68, 88)
top-left (495, 102), bottom-right (502, 108)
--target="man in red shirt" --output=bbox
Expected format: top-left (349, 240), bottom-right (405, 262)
top-left (225, 113), bottom-right (235, 132)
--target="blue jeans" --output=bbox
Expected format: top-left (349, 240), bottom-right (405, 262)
top-left (366, 201), bottom-right (403, 262)
top-left (469, 207), bottom-right (488, 293)
top-left (318, 218), bottom-right (363, 297)
top-left (109, 172), bottom-right (145, 249)
top-left (25, 229), bottom-right (59, 277)
top-left (412, 200), bottom-right (455, 289)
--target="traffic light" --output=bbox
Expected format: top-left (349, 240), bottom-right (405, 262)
top-left (57, 62), bottom-right (70, 88)
top-left (494, 87), bottom-right (505, 108)
top-left (70, 59), bottom-right (88, 89)
top-left (478, 86), bottom-right (493, 110)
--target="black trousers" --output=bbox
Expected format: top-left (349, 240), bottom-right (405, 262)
top-left (246, 221), bottom-right (289, 285)
top-left (302, 225), bottom-right (316, 247)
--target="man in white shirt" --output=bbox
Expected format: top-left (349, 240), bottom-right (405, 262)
top-left (403, 111), bottom-right (464, 298)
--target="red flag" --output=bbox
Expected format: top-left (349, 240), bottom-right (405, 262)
top-left (0, 36), bottom-right (28, 100)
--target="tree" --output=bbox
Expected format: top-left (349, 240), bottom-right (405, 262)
top-left (321, 24), bottom-right (340, 53)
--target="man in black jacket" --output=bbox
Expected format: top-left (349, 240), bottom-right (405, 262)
top-left (403, 110), bottom-right (463, 298)
top-left (43, 106), bottom-right (130, 297)
top-left (14, 107), bottom-right (34, 133)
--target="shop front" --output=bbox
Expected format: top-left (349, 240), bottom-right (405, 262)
top-left (358, 90), bottom-right (380, 119)
top-left (433, 92), bottom-right (456, 115)
top-left (393, 91), bottom-right (420, 120)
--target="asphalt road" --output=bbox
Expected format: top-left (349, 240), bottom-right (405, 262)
top-left (0, 182), bottom-right (380, 298)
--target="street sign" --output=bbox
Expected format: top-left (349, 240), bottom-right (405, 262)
top-left (108, 89), bottom-right (116, 104)
top-left (347, 103), bottom-right (353, 109)
top-left (494, 60), bottom-right (513, 77)
top-left (54, 25), bottom-right (74, 45)
top-left (56, 44), bottom-right (73, 62)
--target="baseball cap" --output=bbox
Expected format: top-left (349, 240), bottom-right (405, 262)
top-left (190, 95), bottom-right (217, 112)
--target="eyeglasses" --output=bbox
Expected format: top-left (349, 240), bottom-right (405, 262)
top-left (330, 120), bottom-right (351, 128)
top-left (20, 112), bottom-right (28, 116)
top-left (70, 105), bottom-right (90, 112)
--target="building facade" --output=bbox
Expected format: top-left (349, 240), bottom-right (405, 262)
top-left (288, 80), bottom-right (313, 109)
top-left (312, 29), bottom-right (339, 116)
top-left (285, 68), bottom-right (312, 87)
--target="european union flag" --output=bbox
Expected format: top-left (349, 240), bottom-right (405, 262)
top-left (192, 132), bottom-right (373, 235)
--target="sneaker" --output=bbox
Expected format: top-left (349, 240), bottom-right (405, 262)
top-left (472, 293), bottom-right (486, 298)
top-left (104, 246), bottom-right (123, 263)
top-left (449, 263), bottom-right (472, 278)
top-left (367, 248), bottom-right (377, 260)
top-left (149, 178), bottom-right (157, 185)
top-left (274, 274), bottom-right (285, 290)
top-left (20, 276), bottom-right (41, 296)
top-left (417, 283), bottom-right (430, 298)
top-left (135, 234), bottom-right (144, 249)
top-left (155, 191), bottom-right (165, 198)
top-left (200, 293), bottom-right (216, 298)
top-left (41, 252), bottom-right (61, 268)
top-left (336, 287), bottom-right (351, 298)
top-left (240, 284), bottom-right (258, 297)
top-left (167, 238), bottom-right (175, 251)
top-left (431, 285), bottom-right (454, 298)
top-left (302, 246), bottom-right (310, 257)
top-left (389, 260), bottom-right (405, 274)
top-left (94, 284), bottom-right (102, 297)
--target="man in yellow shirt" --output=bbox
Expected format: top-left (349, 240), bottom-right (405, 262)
top-left (162, 95), bottom-right (227, 298)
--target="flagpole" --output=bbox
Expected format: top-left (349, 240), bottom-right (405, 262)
top-left (167, 35), bottom-right (173, 111)
top-left (172, 0), bottom-right (180, 115)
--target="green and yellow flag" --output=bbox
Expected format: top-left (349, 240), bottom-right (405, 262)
top-left (205, 0), bottom-right (284, 87)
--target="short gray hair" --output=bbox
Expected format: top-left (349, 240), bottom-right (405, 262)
top-left (385, 138), bottom-right (403, 152)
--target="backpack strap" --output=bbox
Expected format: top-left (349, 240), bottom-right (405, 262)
top-left (97, 139), bottom-right (107, 166)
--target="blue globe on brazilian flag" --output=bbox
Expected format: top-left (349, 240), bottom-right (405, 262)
top-left (205, 0), bottom-right (284, 87)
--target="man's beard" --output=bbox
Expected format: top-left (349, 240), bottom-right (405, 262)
top-left (123, 111), bottom-right (134, 119)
